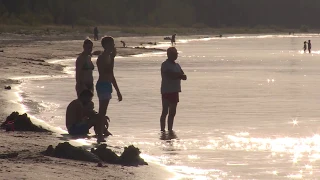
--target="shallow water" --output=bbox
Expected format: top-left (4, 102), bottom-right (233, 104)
top-left (17, 34), bottom-right (320, 179)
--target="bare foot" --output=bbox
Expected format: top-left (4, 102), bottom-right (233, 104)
top-left (103, 128), bottom-right (113, 136)
top-left (97, 136), bottom-right (106, 143)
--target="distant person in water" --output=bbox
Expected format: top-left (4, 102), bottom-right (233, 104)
top-left (120, 40), bottom-right (126, 47)
top-left (75, 39), bottom-right (94, 97)
top-left (66, 90), bottom-right (106, 137)
top-left (303, 41), bottom-right (307, 53)
top-left (308, 40), bottom-right (312, 53)
top-left (160, 47), bottom-right (187, 132)
top-left (96, 36), bottom-right (122, 142)
top-left (171, 34), bottom-right (176, 46)
top-left (94, 27), bottom-right (99, 41)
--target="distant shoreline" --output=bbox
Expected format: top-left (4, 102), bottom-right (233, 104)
top-left (1, 24), bottom-right (319, 38)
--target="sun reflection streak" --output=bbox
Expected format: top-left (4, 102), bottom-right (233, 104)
top-left (291, 118), bottom-right (299, 126)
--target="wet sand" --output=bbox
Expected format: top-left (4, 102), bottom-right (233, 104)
top-left (0, 33), bottom-right (174, 180)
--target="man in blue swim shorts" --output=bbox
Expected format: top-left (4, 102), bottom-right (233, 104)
top-left (66, 90), bottom-right (105, 136)
top-left (95, 36), bottom-right (122, 143)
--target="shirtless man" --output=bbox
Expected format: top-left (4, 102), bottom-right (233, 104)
top-left (66, 90), bottom-right (104, 136)
top-left (75, 39), bottom-right (94, 97)
top-left (96, 36), bottom-right (122, 142)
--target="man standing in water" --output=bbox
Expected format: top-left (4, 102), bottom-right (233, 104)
top-left (171, 34), bottom-right (176, 46)
top-left (94, 27), bottom-right (99, 41)
top-left (96, 36), bottom-right (122, 142)
top-left (160, 47), bottom-right (187, 132)
top-left (308, 40), bottom-right (312, 53)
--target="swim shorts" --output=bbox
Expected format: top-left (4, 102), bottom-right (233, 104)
top-left (96, 81), bottom-right (112, 100)
top-left (162, 92), bottom-right (179, 104)
top-left (68, 122), bottom-right (89, 135)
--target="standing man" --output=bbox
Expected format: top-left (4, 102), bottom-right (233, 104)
top-left (96, 36), bottom-right (122, 143)
top-left (160, 47), bottom-right (187, 132)
top-left (308, 40), bottom-right (312, 54)
top-left (171, 34), bottom-right (176, 46)
top-left (94, 27), bottom-right (99, 41)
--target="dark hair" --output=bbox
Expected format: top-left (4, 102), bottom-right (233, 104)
top-left (101, 36), bottom-right (114, 49)
top-left (79, 90), bottom-right (93, 98)
top-left (83, 39), bottom-right (93, 46)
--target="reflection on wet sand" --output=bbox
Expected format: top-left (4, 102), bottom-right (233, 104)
top-left (160, 131), bottom-right (178, 141)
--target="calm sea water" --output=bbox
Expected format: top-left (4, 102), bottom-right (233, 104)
top-left (17, 34), bottom-right (320, 179)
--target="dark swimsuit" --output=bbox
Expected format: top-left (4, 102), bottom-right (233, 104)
top-left (76, 57), bottom-right (95, 97)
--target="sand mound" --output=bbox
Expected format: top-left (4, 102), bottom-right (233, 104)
top-left (1, 112), bottom-right (49, 132)
top-left (43, 142), bottom-right (101, 163)
top-left (90, 144), bottom-right (119, 164)
top-left (92, 144), bottom-right (148, 166)
top-left (43, 142), bottom-right (148, 166)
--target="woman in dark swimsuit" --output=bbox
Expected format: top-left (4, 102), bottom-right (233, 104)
top-left (75, 39), bottom-right (95, 97)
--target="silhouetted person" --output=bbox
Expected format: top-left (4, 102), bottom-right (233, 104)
top-left (94, 27), bottom-right (99, 41)
top-left (96, 36), bottom-right (122, 143)
top-left (160, 47), bottom-right (187, 132)
top-left (66, 90), bottom-right (104, 136)
top-left (308, 40), bottom-right (312, 53)
top-left (303, 41), bottom-right (307, 53)
top-left (120, 40), bottom-right (126, 47)
top-left (171, 34), bottom-right (176, 46)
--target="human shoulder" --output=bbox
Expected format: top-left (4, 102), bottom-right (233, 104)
top-left (97, 54), bottom-right (103, 64)
top-left (161, 59), bottom-right (170, 66)
top-left (76, 53), bottom-right (87, 65)
top-left (67, 99), bottom-right (83, 109)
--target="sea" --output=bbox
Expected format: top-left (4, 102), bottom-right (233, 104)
top-left (12, 34), bottom-right (320, 179)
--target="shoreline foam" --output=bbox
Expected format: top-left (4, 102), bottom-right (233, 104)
top-left (0, 34), bottom-right (179, 180)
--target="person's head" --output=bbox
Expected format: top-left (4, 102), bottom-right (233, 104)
top-left (78, 90), bottom-right (93, 105)
top-left (167, 47), bottom-right (178, 61)
top-left (83, 39), bottom-right (93, 54)
top-left (309, 40), bottom-right (311, 42)
top-left (101, 36), bottom-right (115, 51)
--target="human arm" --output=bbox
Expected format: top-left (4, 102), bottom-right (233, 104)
top-left (161, 63), bottom-right (186, 80)
top-left (111, 47), bottom-right (117, 58)
top-left (111, 57), bottom-right (122, 101)
top-left (180, 66), bottom-right (187, 80)
top-left (75, 56), bottom-right (86, 89)
top-left (112, 74), bottom-right (122, 101)
top-left (66, 101), bottom-right (84, 129)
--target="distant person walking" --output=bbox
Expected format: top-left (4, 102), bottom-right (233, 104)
top-left (303, 41), bottom-right (307, 53)
top-left (94, 27), bottom-right (99, 41)
top-left (120, 40), bottom-right (126, 47)
top-left (308, 40), bottom-right (312, 53)
top-left (171, 34), bottom-right (176, 46)
top-left (160, 47), bottom-right (187, 132)
top-left (75, 39), bottom-right (94, 97)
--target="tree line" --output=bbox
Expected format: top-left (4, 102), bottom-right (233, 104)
top-left (0, 0), bottom-right (319, 29)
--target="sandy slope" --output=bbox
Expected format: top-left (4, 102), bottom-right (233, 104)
top-left (0, 33), bottom-right (174, 180)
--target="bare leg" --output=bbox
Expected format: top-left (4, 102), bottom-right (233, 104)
top-left (160, 98), bottom-right (169, 131)
top-left (168, 102), bottom-right (177, 131)
top-left (86, 114), bottom-right (104, 134)
top-left (97, 99), bottom-right (110, 142)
